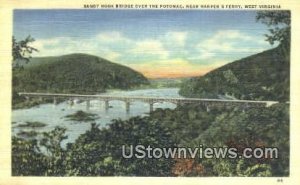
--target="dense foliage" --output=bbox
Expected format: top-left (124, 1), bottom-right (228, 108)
top-left (12, 103), bottom-right (289, 176)
top-left (151, 103), bottom-right (289, 176)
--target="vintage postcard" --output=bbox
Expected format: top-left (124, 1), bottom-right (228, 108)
top-left (0, 0), bottom-right (300, 184)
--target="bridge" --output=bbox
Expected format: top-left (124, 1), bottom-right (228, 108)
top-left (18, 92), bottom-right (279, 113)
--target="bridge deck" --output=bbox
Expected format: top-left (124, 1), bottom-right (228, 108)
top-left (18, 92), bottom-right (278, 107)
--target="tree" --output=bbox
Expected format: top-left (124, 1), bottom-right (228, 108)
top-left (12, 35), bottom-right (38, 68)
top-left (12, 127), bottom-right (68, 176)
top-left (256, 11), bottom-right (290, 51)
top-left (65, 117), bottom-right (177, 176)
top-left (12, 137), bottom-right (47, 176)
top-left (12, 117), bottom-right (177, 176)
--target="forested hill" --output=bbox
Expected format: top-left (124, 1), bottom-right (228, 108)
top-left (13, 53), bottom-right (149, 94)
top-left (179, 45), bottom-right (290, 101)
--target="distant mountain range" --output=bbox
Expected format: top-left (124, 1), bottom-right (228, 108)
top-left (179, 45), bottom-right (289, 102)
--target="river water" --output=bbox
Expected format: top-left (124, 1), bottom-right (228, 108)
top-left (12, 88), bottom-right (181, 145)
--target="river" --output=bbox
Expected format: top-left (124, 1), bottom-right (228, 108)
top-left (12, 88), bottom-right (181, 145)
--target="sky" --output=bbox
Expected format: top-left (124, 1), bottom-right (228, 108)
top-left (14, 10), bottom-right (275, 78)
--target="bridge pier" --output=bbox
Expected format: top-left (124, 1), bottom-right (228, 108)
top-left (53, 97), bottom-right (57, 105)
top-left (104, 100), bottom-right (109, 112)
top-left (149, 103), bottom-right (154, 112)
top-left (24, 96), bottom-right (30, 102)
top-left (68, 99), bottom-right (74, 107)
top-left (206, 105), bottom-right (210, 112)
top-left (86, 100), bottom-right (90, 110)
top-left (176, 101), bottom-right (184, 107)
top-left (242, 104), bottom-right (250, 112)
top-left (125, 101), bottom-right (130, 113)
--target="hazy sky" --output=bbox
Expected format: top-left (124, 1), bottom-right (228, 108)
top-left (14, 10), bottom-right (275, 78)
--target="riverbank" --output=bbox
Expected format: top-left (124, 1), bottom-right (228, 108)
top-left (12, 97), bottom-right (65, 110)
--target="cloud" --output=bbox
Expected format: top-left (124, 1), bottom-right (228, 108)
top-left (30, 37), bottom-right (96, 56)
top-left (100, 49), bottom-right (121, 61)
top-left (164, 31), bottom-right (187, 47)
top-left (130, 39), bottom-right (169, 59)
top-left (29, 33), bottom-right (128, 62)
top-left (96, 31), bottom-right (132, 44)
top-left (196, 30), bottom-right (271, 59)
top-left (30, 31), bottom-right (170, 61)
